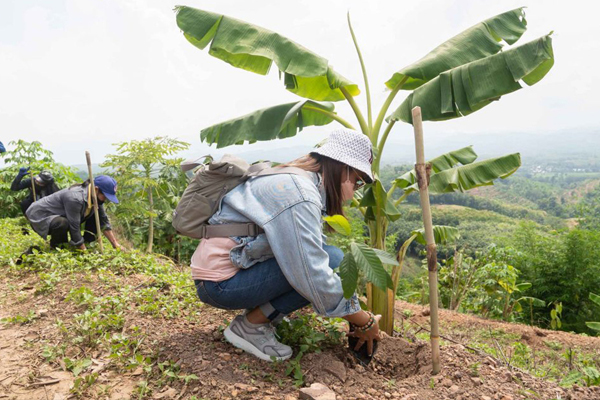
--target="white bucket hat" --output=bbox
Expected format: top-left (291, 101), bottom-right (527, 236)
top-left (311, 129), bottom-right (374, 183)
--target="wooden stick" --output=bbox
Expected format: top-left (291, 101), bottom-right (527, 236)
top-left (85, 151), bottom-right (104, 254)
top-left (30, 171), bottom-right (37, 202)
top-left (488, 327), bottom-right (511, 367)
top-left (412, 106), bottom-right (441, 374)
top-left (30, 379), bottom-right (60, 387)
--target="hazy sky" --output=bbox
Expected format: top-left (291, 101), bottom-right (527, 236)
top-left (0, 0), bottom-right (597, 165)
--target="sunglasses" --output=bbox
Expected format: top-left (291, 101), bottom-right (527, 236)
top-left (347, 166), bottom-right (366, 191)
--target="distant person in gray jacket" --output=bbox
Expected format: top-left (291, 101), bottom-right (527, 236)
top-left (11, 168), bottom-right (60, 215)
top-left (26, 175), bottom-right (122, 250)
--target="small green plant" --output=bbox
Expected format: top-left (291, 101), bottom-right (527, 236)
top-left (561, 367), bottom-right (600, 388)
top-left (543, 340), bottom-right (563, 351)
top-left (63, 357), bottom-right (92, 377)
top-left (582, 367), bottom-right (600, 386)
top-left (1, 310), bottom-right (37, 325)
top-left (66, 286), bottom-right (97, 306)
top-left (42, 344), bottom-right (66, 363)
top-left (469, 362), bottom-right (481, 377)
top-left (70, 373), bottom-right (99, 398)
top-left (71, 307), bottom-right (125, 348)
top-left (284, 353), bottom-right (305, 387)
top-left (36, 270), bottom-right (63, 294)
top-left (276, 312), bottom-right (346, 387)
top-left (511, 342), bottom-right (533, 369)
top-left (550, 302), bottom-right (563, 330)
top-left (134, 380), bottom-right (151, 399)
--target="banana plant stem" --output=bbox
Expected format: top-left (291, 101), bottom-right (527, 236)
top-left (303, 106), bottom-right (356, 130)
top-left (394, 191), bottom-right (409, 207)
top-left (387, 181), bottom-right (397, 199)
top-left (347, 12), bottom-right (373, 131)
top-left (372, 76), bottom-right (408, 139)
top-left (340, 87), bottom-right (370, 139)
top-left (373, 120), bottom-right (396, 172)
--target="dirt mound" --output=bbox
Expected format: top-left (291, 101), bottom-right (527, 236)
top-left (297, 335), bottom-right (600, 400)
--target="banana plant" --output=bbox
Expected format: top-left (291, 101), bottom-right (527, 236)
top-left (175, 6), bottom-right (554, 334)
top-left (324, 215), bottom-right (396, 300)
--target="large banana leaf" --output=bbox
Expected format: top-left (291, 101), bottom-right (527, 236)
top-left (386, 8), bottom-right (527, 90)
top-left (201, 100), bottom-right (335, 148)
top-left (412, 225), bottom-right (461, 246)
top-left (396, 146), bottom-right (478, 190)
top-left (389, 34), bottom-right (554, 124)
top-left (401, 153), bottom-right (521, 194)
top-left (591, 292), bottom-right (600, 307)
top-left (175, 6), bottom-right (359, 101)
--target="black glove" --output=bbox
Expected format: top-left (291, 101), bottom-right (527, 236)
top-left (18, 167), bottom-right (30, 176)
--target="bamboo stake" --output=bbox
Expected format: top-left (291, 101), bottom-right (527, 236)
top-left (86, 151), bottom-right (104, 254)
top-left (30, 171), bottom-right (37, 202)
top-left (411, 106), bottom-right (441, 375)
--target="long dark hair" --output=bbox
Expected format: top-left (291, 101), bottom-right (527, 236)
top-left (279, 153), bottom-right (353, 217)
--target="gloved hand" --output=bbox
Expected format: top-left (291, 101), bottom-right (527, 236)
top-left (18, 167), bottom-right (30, 176)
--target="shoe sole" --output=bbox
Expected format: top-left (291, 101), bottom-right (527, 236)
top-left (224, 325), bottom-right (291, 362)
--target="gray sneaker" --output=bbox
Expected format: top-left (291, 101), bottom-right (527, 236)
top-left (224, 314), bottom-right (293, 362)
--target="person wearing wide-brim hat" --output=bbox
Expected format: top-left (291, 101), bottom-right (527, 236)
top-left (26, 175), bottom-right (122, 250)
top-left (191, 129), bottom-right (381, 362)
top-left (11, 169), bottom-right (61, 215)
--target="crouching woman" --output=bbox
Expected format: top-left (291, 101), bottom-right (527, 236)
top-left (192, 129), bottom-right (381, 361)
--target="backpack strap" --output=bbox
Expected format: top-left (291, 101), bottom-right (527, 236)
top-left (251, 166), bottom-right (312, 179)
top-left (245, 161), bottom-right (272, 175)
top-left (180, 155), bottom-right (212, 172)
top-left (203, 223), bottom-right (264, 239)
top-left (202, 167), bottom-right (314, 238)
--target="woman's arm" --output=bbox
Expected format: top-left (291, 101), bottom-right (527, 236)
top-left (262, 200), bottom-right (361, 318)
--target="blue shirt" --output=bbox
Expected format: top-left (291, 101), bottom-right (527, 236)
top-left (208, 171), bottom-right (360, 318)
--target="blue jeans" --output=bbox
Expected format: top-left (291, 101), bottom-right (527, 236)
top-left (195, 245), bottom-right (344, 322)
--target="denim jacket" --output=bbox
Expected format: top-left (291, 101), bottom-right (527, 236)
top-left (208, 171), bottom-right (360, 318)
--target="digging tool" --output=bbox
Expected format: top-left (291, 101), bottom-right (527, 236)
top-left (86, 151), bottom-right (104, 254)
top-left (412, 106), bottom-right (441, 374)
top-left (30, 171), bottom-right (37, 202)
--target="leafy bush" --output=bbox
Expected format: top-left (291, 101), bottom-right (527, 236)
top-left (501, 223), bottom-right (600, 333)
top-left (102, 136), bottom-right (197, 261)
top-left (0, 140), bottom-right (80, 218)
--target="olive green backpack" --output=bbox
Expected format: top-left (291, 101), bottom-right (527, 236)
top-left (172, 154), bottom-right (309, 239)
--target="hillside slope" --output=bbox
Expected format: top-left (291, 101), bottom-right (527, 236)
top-left (1, 219), bottom-right (599, 400)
